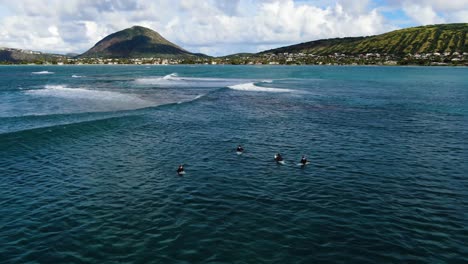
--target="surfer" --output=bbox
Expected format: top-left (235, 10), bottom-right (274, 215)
top-left (300, 155), bottom-right (308, 165)
top-left (237, 145), bottom-right (244, 152)
top-left (177, 165), bottom-right (184, 175)
top-left (274, 153), bottom-right (283, 162)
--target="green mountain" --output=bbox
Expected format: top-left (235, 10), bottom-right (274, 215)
top-left (0, 48), bottom-right (68, 64)
top-left (80, 26), bottom-right (203, 58)
top-left (260, 23), bottom-right (468, 55)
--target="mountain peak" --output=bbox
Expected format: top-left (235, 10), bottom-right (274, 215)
top-left (130, 25), bottom-right (149, 30)
top-left (80, 25), bottom-right (196, 58)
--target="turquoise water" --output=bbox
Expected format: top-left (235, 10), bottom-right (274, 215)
top-left (1, 65), bottom-right (467, 263)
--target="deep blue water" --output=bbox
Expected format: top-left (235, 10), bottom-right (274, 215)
top-left (1, 65), bottom-right (467, 263)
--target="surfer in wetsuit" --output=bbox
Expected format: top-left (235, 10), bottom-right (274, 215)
top-left (300, 155), bottom-right (308, 165)
top-left (237, 145), bottom-right (244, 152)
top-left (177, 165), bottom-right (184, 174)
top-left (275, 153), bottom-right (283, 162)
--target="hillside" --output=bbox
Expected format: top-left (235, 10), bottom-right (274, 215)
top-left (0, 48), bottom-right (68, 64)
top-left (80, 26), bottom-right (202, 58)
top-left (260, 23), bottom-right (468, 55)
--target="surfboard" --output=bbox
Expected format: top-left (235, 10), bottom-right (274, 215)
top-left (236, 151), bottom-right (243, 155)
top-left (177, 171), bottom-right (185, 175)
top-left (297, 162), bottom-right (310, 166)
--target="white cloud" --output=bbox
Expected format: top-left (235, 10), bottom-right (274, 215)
top-left (390, 0), bottom-right (468, 12)
top-left (48, 26), bottom-right (60, 37)
top-left (162, 1), bottom-right (394, 55)
top-left (336, 0), bottom-right (372, 14)
top-left (0, 0), bottom-right (465, 56)
top-left (402, 3), bottom-right (445, 25)
top-left (389, 0), bottom-right (468, 24)
top-left (452, 10), bottom-right (468, 21)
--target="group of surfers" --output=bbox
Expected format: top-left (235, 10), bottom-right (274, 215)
top-left (177, 145), bottom-right (308, 175)
top-left (273, 152), bottom-right (308, 165)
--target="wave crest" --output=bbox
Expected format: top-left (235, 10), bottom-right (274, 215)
top-left (27, 85), bottom-right (152, 106)
top-left (163, 73), bottom-right (178, 80)
top-left (134, 73), bottom-right (246, 88)
top-left (135, 73), bottom-right (178, 85)
top-left (228, 82), bottom-right (292, 93)
top-left (32, 71), bottom-right (54, 75)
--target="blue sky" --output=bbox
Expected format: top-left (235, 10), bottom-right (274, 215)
top-left (0, 0), bottom-right (467, 56)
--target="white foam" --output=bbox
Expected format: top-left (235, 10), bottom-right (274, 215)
top-left (163, 73), bottom-right (178, 80)
top-left (72, 74), bottom-right (84, 78)
top-left (134, 73), bottom-right (178, 85)
top-left (134, 73), bottom-right (246, 88)
top-left (228, 82), bottom-right (292, 93)
top-left (32, 71), bottom-right (54, 75)
top-left (27, 85), bottom-right (152, 106)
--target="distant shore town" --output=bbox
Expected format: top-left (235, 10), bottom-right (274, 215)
top-left (1, 47), bottom-right (467, 66)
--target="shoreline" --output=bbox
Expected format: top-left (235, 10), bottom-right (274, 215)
top-left (0, 63), bottom-right (466, 67)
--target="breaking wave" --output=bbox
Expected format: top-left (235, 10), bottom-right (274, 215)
top-left (32, 71), bottom-right (54, 75)
top-left (72, 74), bottom-right (84, 78)
top-left (163, 73), bottom-right (178, 80)
top-left (228, 82), bottom-right (293, 93)
top-left (27, 85), bottom-right (152, 106)
top-left (134, 73), bottom-right (178, 85)
top-left (134, 73), bottom-right (246, 88)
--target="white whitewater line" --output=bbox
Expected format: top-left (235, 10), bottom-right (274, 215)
top-left (228, 82), bottom-right (293, 93)
top-left (134, 73), bottom-right (178, 85)
top-left (163, 73), bottom-right (178, 80)
top-left (134, 73), bottom-right (249, 87)
top-left (176, 94), bottom-right (206, 105)
top-left (27, 85), bottom-right (152, 106)
top-left (72, 74), bottom-right (84, 78)
top-left (32, 71), bottom-right (54, 75)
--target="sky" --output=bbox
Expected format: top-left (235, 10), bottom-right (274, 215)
top-left (0, 0), bottom-right (467, 56)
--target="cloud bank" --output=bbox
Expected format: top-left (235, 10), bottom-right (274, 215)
top-left (0, 0), bottom-right (466, 56)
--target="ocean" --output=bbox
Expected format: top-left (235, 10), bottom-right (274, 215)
top-left (1, 65), bottom-right (467, 263)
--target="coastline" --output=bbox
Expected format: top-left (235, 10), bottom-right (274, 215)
top-left (1, 63), bottom-right (466, 67)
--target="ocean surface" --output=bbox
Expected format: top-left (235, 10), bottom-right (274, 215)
top-left (0, 65), bottom-right (467, 263)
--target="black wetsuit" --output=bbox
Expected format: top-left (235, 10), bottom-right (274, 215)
top-left (300, 158), bottom-right (307, 165)
top-left (177, 167), bottom-right (184, 173)
top-left (275, 154), bottom-right (283, 162)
